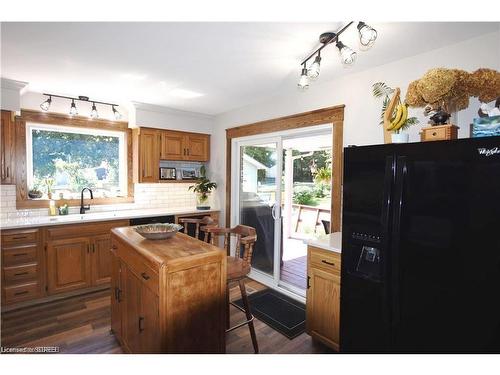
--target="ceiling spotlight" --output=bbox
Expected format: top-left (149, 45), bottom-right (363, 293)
top-left (297, 66), bottom-right (309, 90)
top-left (69, 99), bottom-right (78, 116)
top-left (90, 102), bottom-right (99, 119)
top-left (40, 96), bottom-right (52, 111)
top-left (357, 22), bottom-right (377, 47)
top-left (336, 41), bottom-right (357, 66)
top-left (112, 106), bottom-right (122, 120)
top-left (307, 52), bottom-right (321, 80)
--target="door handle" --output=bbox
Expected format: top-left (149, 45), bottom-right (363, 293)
top-left (87, 244), bottom-right (90, 253)
top-left (307, 276), bottom-right (311, 289)
top-left (139, 316), bottom-right (145, 332)
top-left (141, 272), bottom-right (150, 280)
top-left (114, 287), bottom-right (122, 302)
top-left (271, 203), bottom-right (279, 220)
top-left (6, 167), bottom-right (9, 178)
top-left (92, 244), bottom-right (95, 253)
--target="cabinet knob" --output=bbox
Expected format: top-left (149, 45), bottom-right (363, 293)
top-left (141, 272), bottom-right (150, 280)
top-left (139, 316), bottom-right (145, 332)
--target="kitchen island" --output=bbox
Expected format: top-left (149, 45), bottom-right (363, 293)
top-left (110, 226), bottom-right (226, 353)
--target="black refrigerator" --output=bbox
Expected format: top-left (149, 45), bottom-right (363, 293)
top-left (340, 136), bottom-right (500, 353)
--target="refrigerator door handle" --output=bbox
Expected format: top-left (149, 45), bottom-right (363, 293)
top-left (381, 156), bottom-right (396, 239)
top-left (390, 156), bottom-right (408, 340)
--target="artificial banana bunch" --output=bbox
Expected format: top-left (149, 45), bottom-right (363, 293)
top-left (386, 103), bottom-right (408, 131)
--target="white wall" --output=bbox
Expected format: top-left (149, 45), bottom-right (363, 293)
top-left (210, 31), bottom-right (500, 224)
top-left (134, 102), bottom-right (214, 133)
top-left (1, 78), bottom-right (28, 112)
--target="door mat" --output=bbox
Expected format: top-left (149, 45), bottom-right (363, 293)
top-left (233, 289), bottom-right (306, 339)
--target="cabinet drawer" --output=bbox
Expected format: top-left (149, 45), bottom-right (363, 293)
top-left (112, 239), bottom-right (159, 295)
top-left (2, 229), bottom-right (38, 245)
top-left (2, 244), bottom-right (38, 266)
top-left (4, 263), bottom-right (38, 283)
top-left (309, 247), bottom-right (341, 274)
top-left (3, 282), bottom-right (39, 304)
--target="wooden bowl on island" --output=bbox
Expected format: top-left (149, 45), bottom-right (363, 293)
top-left (134, 223), bottom-right (183, 240)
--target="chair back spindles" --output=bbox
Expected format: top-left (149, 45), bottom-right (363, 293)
top-left (178, 216), bottom-right (216, 242)
top-left (204, 225), bottom-right (257, 265)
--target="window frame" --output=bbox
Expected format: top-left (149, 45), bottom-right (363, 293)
top-left (15, 109), bottom-right (134, 209)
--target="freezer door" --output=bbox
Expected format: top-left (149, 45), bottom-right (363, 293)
top-left (340, 146), bottom-right (395, 353)
top-left (391, 137), bottom-right (500, 353)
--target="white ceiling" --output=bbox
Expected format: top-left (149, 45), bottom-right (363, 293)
top-left (1, 22), bottom-right (498, 115)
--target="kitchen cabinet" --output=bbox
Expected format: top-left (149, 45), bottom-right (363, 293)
top-left (159, 130), bottom-right (210, 162)
top-left (1, 228), bottom-right (44, 305)
top-left (306, 245), bottom-right (341, 351)
top-left (160, 130), bottom-right (185, 160)
top-left (1, 110), bottom-right (16, 185)
top-left (111, 226), bottom-right (226, 353)
top-left (47, 237), bottom-right (92, 294)
top-left (133, 128), bottom-right (160, 183)
top-left (45, 220), bottom-right (129, 295)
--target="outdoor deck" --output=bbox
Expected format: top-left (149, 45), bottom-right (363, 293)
top-left (280, 237), bottom-right (308, 290)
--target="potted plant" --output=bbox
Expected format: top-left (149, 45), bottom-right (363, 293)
top-left (28, 187), bottom-right (43, 199)
top-left (373, 82), bottom-right (419, 143)
top-left (44, 177), bottom-right (55, 199)
top-left (188, 166), bottom-right (217, 210)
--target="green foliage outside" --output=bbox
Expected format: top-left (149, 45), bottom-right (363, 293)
top-left (293, 188), bottom-right (316, 206)
top-left (31, 128), bottom-right (121, 197)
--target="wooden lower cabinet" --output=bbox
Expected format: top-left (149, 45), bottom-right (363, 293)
top-left (47, 237), bottom-right (91, 294)
top-left (306, 246), bottom-right (341, 351)
top-left (92, 233), bottom-right (113, 285)
top-left (111, 228), bottom-right (226, 353)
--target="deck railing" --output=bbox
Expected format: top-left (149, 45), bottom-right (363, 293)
top-left (291, 203), bottom-right (331, 233)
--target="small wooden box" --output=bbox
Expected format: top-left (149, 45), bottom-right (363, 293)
top-left (420, 124), bottom-right (459, 142)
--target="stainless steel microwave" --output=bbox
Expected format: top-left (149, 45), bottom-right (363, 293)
top-left (159, 167), bottom-right (176, 180)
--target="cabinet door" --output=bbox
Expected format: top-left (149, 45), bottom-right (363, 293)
top-left (110, 252), bottom-right (123, 339)
top-left (140, 284), bottom-right (161, 353)
top-left (47, 237), bottom-right (91, 294)
top-left (139, 129), bottom-right (159, 182)
top-left (1, 110), bottom-right (15, 184)
top-left (306, 267), bottom-right (340, 350)
top-left (123, 267), bottom-right (142, 353)
top-left (186, 134), bottom-right (209, 161)
top-left (92, 234), bottom-right (112, 285)
top-left (160, 131), bottom-right (185, 161)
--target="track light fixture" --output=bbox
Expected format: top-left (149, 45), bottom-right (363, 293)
top-left (357, 21), bottom-right (378, 47)
top-left (39, 93), bottom-right (121, 120)
top-left (297, 66), bottom-right (309, 90)
top-left (336, 41), bottom-right (357, 66)
top-left (40, 95), bottom-right (52, 111)
top-left (298, 21), bottom-right (377, 89)
top-left (90, 102), bottom-right (99, 119)
top-left (69, 100), bottom-right (78, 116)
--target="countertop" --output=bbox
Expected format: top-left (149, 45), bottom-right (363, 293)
top-left (304, 232), bottom-right (342, 254)
top-left (0, 207), bottom-right (219, 230)
top-left (112, 227), bottom-right (223, 267)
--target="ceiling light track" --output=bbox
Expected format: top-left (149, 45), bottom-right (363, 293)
top-left (298, 21), bottom-right (377, 90)
top-left (39, 93), bottom-right (122, 120)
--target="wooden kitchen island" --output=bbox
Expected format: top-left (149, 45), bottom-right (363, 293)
top-left (110, 227), bottom-right (226, 353)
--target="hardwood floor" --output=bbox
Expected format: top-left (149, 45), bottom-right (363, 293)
top-left (0, 279), bottom-right (333, 354)
top-left (280, 256), bottom-right (307, 290)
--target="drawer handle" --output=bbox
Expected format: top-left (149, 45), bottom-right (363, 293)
top-left (111, 245), bottom-right (117, 250)
top-left (139, 316), bottom-right (145, 332)
top-left (14, 290), bottom-right (29, 296)
top-left (12, 236), bottom-right (28, 240)
top-left (13, 253), bottom-right (28, 257)
top-left (321, 260), bottom-right (335, 266)
top-left (14, 272), bottom-right (29, 276)
top-left (141, 272), bottom-right (150, 280)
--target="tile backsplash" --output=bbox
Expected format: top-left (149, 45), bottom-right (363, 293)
top-left (0, 182), bottom-right (203, 220)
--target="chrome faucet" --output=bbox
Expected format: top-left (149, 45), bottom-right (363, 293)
top-left (80, 188), bottom-right (94, 214)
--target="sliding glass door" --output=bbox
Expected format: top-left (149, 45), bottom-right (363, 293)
top-left (234, 138), bottom-right (282, 279)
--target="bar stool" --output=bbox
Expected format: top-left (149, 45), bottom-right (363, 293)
top-left (203, 225), bottom-right (259, 354)
top-left (177, 216), bottom-right (216, 242)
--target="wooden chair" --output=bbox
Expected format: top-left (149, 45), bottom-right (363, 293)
top-left (178, 216), bottom-right (216, 242)
top-left (204, 224), bottom-right (259, 354)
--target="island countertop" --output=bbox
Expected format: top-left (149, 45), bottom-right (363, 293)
top-left (111, 226), bottom-right (224, 268)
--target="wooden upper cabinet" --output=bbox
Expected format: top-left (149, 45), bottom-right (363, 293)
top-left (185, 134), bottom-right (209, 162)
top-left (160, 131), bottom-right (185, 161)
top-left (92, 233), bottom-right (113, 285)
top-left (137, 128), bottom-right (159, 183)
top-left (47, 237), bottom-right (92, 294)
top-left (1, 110), bottom-right (16, 185)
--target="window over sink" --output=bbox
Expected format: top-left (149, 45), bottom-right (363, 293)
top-left (26, 123), bottom-right (128, 200)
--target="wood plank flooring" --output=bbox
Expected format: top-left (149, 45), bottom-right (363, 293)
top-left (280, 256), bottom-right (307, 290)
top-left (0, 279), bottom-right (333, 354)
